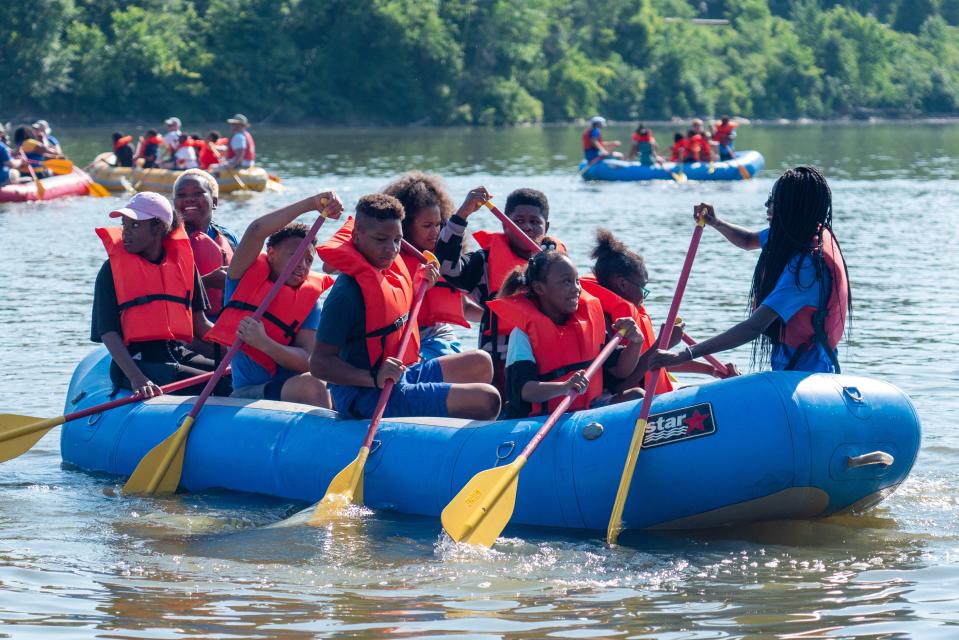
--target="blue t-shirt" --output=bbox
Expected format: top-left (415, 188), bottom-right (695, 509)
top-left (315, 275), bottom-right (371, 371)
top-left (224, 275), bottom-right (322, 389)
top-left (758, 228), bottom-right (837, 372)
top-left (209, 223), bottom-right (239, 249)
top-left (584, 128), bottom-right (602, 161)
top-left (0, 142), bottom-right (11, 184)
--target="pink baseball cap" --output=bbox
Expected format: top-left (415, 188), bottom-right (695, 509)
top-left (109, 192), bottom-right (174, 226)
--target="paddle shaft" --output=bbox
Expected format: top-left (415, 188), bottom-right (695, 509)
top-left (520, 332), bottom-right (625, 460)
top-left (18, 150), bottom-right (43, 192)
top-left (482, 202), bottom-right (542, 254)
top-left (681, 333), bottom-right (730, 377)
top-left (187, 203), bottom-right (332, 422)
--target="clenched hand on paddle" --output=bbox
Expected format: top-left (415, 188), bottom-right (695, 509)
top-left (122, 191), bottom-right (344, 496)
top-left (307, 242), bottom-right (440, 525)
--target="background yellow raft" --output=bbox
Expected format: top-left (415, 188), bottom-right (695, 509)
top-left (88, 164), bottom-right (278, 194)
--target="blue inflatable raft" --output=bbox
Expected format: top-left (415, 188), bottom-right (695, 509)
top-left (579, 150), bottom-right (765, 181)
top-left (61, 348), bottom-right (919, 534)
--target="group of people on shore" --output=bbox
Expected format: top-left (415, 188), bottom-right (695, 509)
top-left (109, 114), bottom-right (255, 171)
top-left (91, 165), bottom-right (850, 422)
top-left (584, 116), bottom-right (740, 166)
top-left (0, 120), bottom-right (64, 186)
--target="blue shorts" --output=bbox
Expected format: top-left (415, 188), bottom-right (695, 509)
top-left (231, 368), bottom-right (297, 401)
top-left (330, 358), bottom-right (452, 419)
top-left (419, 335), bottom-right (463, 361)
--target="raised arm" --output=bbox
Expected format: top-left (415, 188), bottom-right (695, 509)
top-left (228, 191), bottom-right (341, 279)
top-left (695, 203), bottom-right (761, 251)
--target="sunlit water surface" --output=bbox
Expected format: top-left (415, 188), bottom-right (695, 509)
top-left (0, 124), bottom-right (956, 638)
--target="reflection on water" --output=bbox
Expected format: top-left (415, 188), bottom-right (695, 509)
top-left (0, 124), bottom-right (957, 637)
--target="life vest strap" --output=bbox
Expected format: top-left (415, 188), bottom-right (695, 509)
top-left (365, 313), bottom-right (408, 339)
top-left (537, 359), bottom-right (594, 383)
top-left (223, 300), bottom-right (301, 340)
top-left (117, 291), bottom-right (191, 312)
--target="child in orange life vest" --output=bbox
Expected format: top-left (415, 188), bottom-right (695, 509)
top-left (670, 132), bottom-right (687, 162)
top-left (628, 124), bottom-right (662, 166)
top-left (685, 129), bottom-right (711, 163)
top-left (205, 192), bottom-right (342, 407)
top-left (198, 131), bottom-right (226, 170)
top-left (134, 129), bottom-right (163, 168)
top-left (382, 172), bottom-right (483, 360)
top-left (173, 169), bottom-right (239, 320)
top-left (488, 248), bottom-right (646, 418)
top-left (584, 229), bottom-right (738, 392)
top-left (434, 187), bottom-right (565, 394)
top-left (112, 132), bottom-right (134, 167)
top-left (91, 192), bottom-right (224, 399)
top-left (172, 133), bottom-right (199, 170)
top-left (712, 116), bottom-right (738, 160)
top-left (310, 194), bottom-right (501, 420)
top-left (651, 166), bottom-right (851, 374)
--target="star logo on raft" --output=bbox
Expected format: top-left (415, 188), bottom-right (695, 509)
top-left (640, 402), bottom-right (716, 449)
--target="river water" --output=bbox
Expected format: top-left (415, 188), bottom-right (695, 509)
top-left (0, 123), bottom-right (956, 638)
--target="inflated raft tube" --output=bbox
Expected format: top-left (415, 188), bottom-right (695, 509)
top-left (62, 347), bottom-right (919, 533)
top-left (87, 165), bottom-right (270, 194)
top-left (0, 172), bottom-right (91, 202)
top-left (579, 150), bottom-right (765, 181)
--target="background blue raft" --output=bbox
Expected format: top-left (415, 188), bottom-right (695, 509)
top-left (579, 150), bottom-right (765, 181)
top-left (62, 348), bottom-right (919, 533)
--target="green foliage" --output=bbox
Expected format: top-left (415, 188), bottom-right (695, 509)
top-left (1, 0), bottom-right (958, 124)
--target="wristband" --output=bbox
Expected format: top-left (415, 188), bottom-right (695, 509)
top-left (370, 367), bottom-right (381, 389)
top-left (684, 345), bottom-right (695, 362)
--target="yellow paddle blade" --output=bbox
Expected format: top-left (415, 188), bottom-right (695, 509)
top-left (606, 417), bottom-right (649, 545)
top-left (307, 446), bottom-right (368, 526)
top-left (707, 161), bottom-right (715, 174)
top-left (42, 159), bottom-right (74, 175)
top-left (441, 457), bottom-right (524, 548)
top-left (36, 180), bottom-right (46, 200)
top-left (0, 414), bottom-right (65, 463)
top-left (671, 171), bottom-right (688, 184)
top-left (122, 416), bottom-right (193, 495)
top-left (86, 181), bottom-right (111, 198)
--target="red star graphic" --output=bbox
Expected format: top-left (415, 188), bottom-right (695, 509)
top-left (684, 409), bottom-right (709, 434)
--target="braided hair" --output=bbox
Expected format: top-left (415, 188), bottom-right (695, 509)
top-left (749, 165), bottom-right (852, 366)
top-left (497, 238), bottom-right (565, 300)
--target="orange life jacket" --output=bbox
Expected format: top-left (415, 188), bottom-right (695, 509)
top-left (473, 230), bottom-right (568, 301)
top-left (113, 135), bottom-right (133, 152)
top-left (189, 230), bottom-right (235, 315)
top-left (670, 140), bottom-right (687, 162)
top-left (580, 275), bottom-right (673, 394)
top-left (632, 131), bottom-right (653, 144)
top-left (400, 252), bottom-right (469, 328)
top-left (317, 217), bottom-right (420, 368)
top-left (96, 226), bottom-right (195, 346)
top-left (713, 122), bottom-right (738, 146)
top-left (136, 135), bottom-right (163, 159)
top-left (779, 228), bottom-right (849, 358)
top-left (582, 127), bottom-right (594, 151)
top-left (205, 254), bottom-right (331, 375)
top-left (686, 134), bottom-right (710, 162)
top-left (488, 292), bottom-right (606, 416)
top-left (226, 130), bottom-right (256, 162)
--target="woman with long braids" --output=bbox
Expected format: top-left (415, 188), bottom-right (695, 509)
top-left (651, 166), bottom-right (851, 373)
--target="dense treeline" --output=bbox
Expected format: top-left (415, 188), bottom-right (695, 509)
top-left (2, 0), bottom-right (958, 125)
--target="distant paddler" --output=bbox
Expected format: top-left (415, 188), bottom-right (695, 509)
top-left (225, 113), bottom-right (256, 169)
top-left (650, 166), bottom-right (851, 374)
top-left (582, 116), bottom-right (622, 165)
top-left (0, 125), bottom-right (28, 186)
top-left (91, 192), bottom-right (227, 399)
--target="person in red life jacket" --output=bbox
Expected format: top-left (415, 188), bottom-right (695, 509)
top-left (669, 132), bottom-right (687, 162)
top-left (651, 166), bottom-right (851, 374)
top-left (685, 128), bottom-right (712, 163)
top-left (112, 132), bottom-right (135, 167)
top-left (585, 229), bottom-right (738, 392)
top-left (489, 248), bottom-right (645, 418)
top-left (627, 124), bottom-right (662, 166)
top-left (198, 131), bottom-right (227, 170)
top-left (712, 116), bottom-right (738, 161)
top-left (310, 194), bottom-right (501, 420)
top-left (134, 129), bottom-right (164, 168)
top-left (173, 169), bottom-right (239, 319)
top-left (205, 192), bottom-right (342, 406)
top-left (171, 133), bottom-right (199, 170)
top-left (582, 116), bottom-right (622, 163)
top-left (382, 172), bottom-right (484, 360)
top-left (225, 114), bottom-right (255, 169)
top-left (434, 186), bottom-right (566, 395)
top-left (91, 192), bottom-right (224, 399)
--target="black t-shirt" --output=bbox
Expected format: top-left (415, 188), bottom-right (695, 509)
top-left (91, 257), bottom-right (208, 360)
top-left (114, 144), bottom-right (134, 167)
